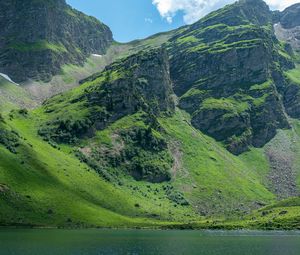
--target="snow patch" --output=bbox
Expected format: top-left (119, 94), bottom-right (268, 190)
top-left (92, 54), bottom-right (103, 58)
top-left (0, 73), bottom-right (19, 86)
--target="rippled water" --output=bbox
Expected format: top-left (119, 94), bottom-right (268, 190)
top-left (0, 229), bottom-right (300, 255)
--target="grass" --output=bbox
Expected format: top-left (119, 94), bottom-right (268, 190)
top-left (0, 78), bottom-right (35, 114)
top-left (0, 106), bottom-right (280, 228)
top-left (1, 94), bottom-right (300, 229)
top-left (0, 109), bottom-right (203, 227)
top-left (285, 64), bottom-right (300, 85)
top-left (159, 109), bottom-right (275, 216)
top-left (249, 80), bottom-right (272, 91)
top-left (0, 113), bottom-right (186, 228)
top-left (199, 97), bottom-right (250, 114)
top-left (9, 40), bottom-right (67, 53)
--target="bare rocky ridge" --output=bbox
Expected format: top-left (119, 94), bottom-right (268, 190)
top-left (274, 23), bottom-right (300, 51)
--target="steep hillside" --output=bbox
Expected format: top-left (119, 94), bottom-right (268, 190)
top-left (0, 48), bottom-right (279, 227)
top-left (0, 0), bottom-right (113, 82)
top-left (0, 30), bottom-right (174, 112)
top-left (0, 0), bottom-right (300, 229)
top-left (0, 47), bottom-right (279, 227)
top-left (167, 0), bottom-right (295, 155)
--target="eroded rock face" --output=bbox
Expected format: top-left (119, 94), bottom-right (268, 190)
top-left (272, 4), bottom-right (300, 122)
top-left (274, 4), bottom-right (300, 51)
top-left (168, 0), bottom-right (293, 154)
top-left (39, 48), bottom-right (175, 143)
top-left (274, 23), bottom-right (300, 51)
top-left (0, 0), bottom-right (113, 82)
top-left (284, 83), bottom-right (300, 119)
top-left (280, 4), bottom-right (300, 29)
top-left (84, 48), bottom-right (175, 128)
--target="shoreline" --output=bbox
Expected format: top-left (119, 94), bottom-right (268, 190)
top-left (0, 224), bottom-right (299, 231)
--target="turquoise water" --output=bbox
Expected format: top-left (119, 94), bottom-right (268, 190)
top-left (0, 229), bottom-right (300, 255)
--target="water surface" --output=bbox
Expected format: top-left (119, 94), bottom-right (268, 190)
top-left (0, 229), bottom-right (300, 255)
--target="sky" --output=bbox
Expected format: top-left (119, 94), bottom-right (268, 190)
top-left (66, 0), bottom-right (300, 42)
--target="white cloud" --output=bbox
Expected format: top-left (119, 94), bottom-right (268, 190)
top-left (145, 18), bottom-right (154, 23)
top-left (152, 0), bottom-right (300, 24)
top-left (267, 0), bottom-right (300, 10)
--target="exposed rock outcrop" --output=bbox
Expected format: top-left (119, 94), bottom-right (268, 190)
top-left (39, 48), bottom-right (175, 143)
top-left (168, 0), bottom-right (293, 154)
top-left (280, 4), bottom-right (300, 29)
top-left (274, 4), bottom-right (300, 51)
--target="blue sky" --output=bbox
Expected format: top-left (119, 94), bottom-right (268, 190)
top-left (66, 0), bottom-right (185, 42)
top-left (66, 0), bottom-right (297, 43)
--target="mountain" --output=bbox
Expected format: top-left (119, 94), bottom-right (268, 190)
top-left (0, 0), bottom-right (113, 83)
top-left (279, 3), bottom-right (300, 29)
top-left (168, 0), bottom-right (295, 154)
top-left (0, 0), bottom-right (300, 229)
top-left (274, 3), bottom-right (300, 52)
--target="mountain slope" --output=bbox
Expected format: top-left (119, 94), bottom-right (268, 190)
top-left (0, 76), bottom-right (35, 114)
top-left (0, 0), bottom-right (113, 83)
top-left (274, 3), bottom-right (300, 53)
top-left (168, 0), bottom-right (296, 155)
top-left (0, 0), bottom-right (300, 229)
top-left (0, 29), bottom-right (175, 113)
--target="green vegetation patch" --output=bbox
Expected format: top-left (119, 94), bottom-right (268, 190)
top-left (250, 80), bottom-right (272, 91)
top-left (285, 64), bottom-right (300, 85)
top-left (9, 40), bottom-right (67, 53)
top-left (78, 112), bottom-right (173, 183)
top-left (0, 117), bottom-right (20, 154)
top-left (199, 97), bottom-right (250, 114)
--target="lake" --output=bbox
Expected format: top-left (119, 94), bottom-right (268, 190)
top-left (0, 229), bottom-right (300, 255)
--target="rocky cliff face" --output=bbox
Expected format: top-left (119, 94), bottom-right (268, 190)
top-left (39, 48), bottom-right (174, 143)
top-left (0, 0), bottom-right (113, 82)
top-left (274, 4), bottom-right (300, 51)
top-left (280, 4), bottom-right (300, 29)
top-left (273, 4), bottom-right (300, 120)
top-left (167, 0), bottom-right (294, 154)
top-left (84, 48), bottom-right (175, 121)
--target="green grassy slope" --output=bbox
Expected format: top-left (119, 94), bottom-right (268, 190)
top-left (0, 106), bottom-right (278, 227)
top-left (245, 197), bottom-right (300, 230)
top-left (0, 78), bottom-right (35, 114)
top-left (170, 197), bottom-right (300, 230)
top-left (3, 107), bottom-right (300, 229)
top-left (160, 109), bottom-right (275, 216)
top-left (1, 94), bottom-right (300, 228)
top-left (1, 45), bottom-right (299, 230)
top-left (286, 64), bottom-right (300, 84)
top-left (0, 113), bottom-right (191, 228)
